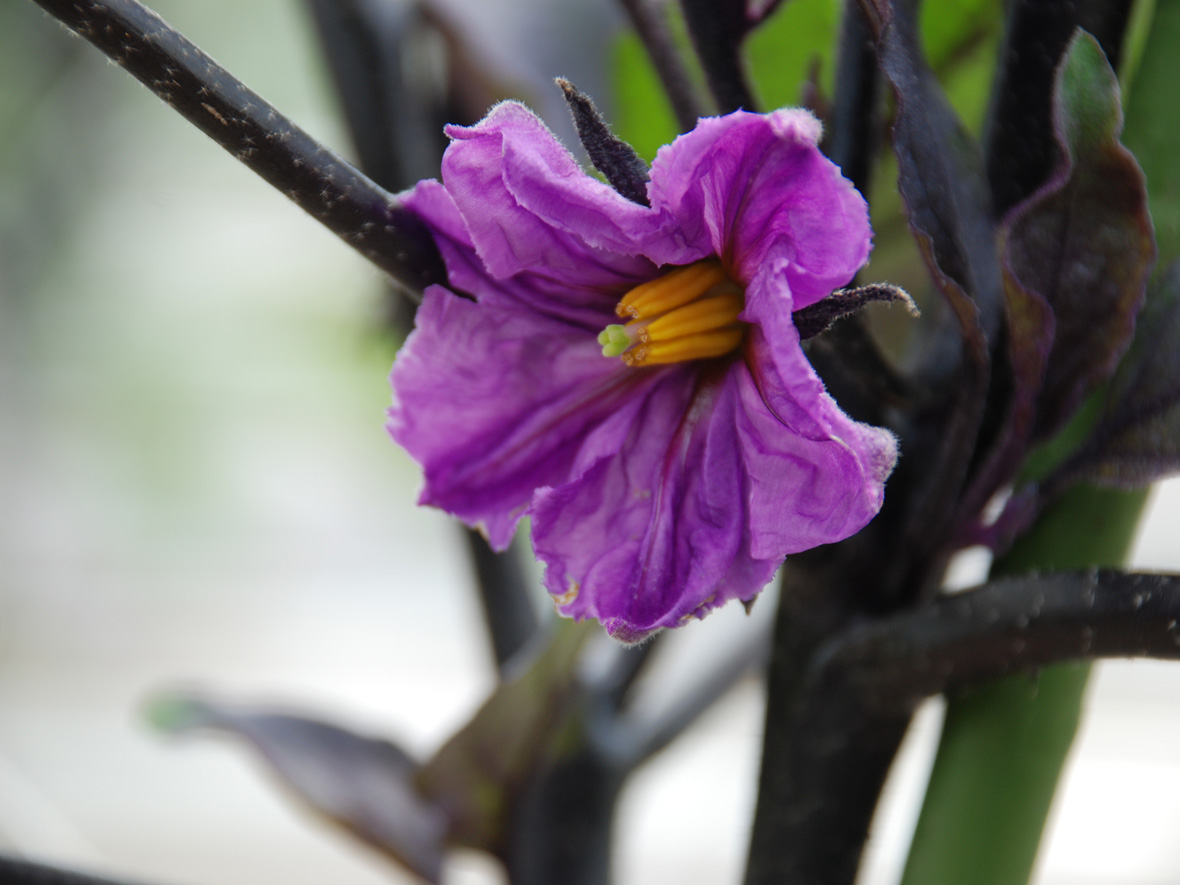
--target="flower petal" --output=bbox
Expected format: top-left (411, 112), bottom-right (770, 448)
top-left (403, 179), bottom-right (633, 330)
top-left (740, 261), bottom-right (898, 556)
top-left (388, 286), bottom-right (658, 549)
top-left (647, 109), bottom-right (872, 309)
top-left (402, 180), bottom-right (491, 305)
top-left (441, 102), bottom-right (655, 288)
top-left (531, 366), bottom-right (779, 644)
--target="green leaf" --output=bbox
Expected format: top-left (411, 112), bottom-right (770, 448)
top-left (415, 619), bottom-right (592, 852)
top-left (744, 0), bottom-right (839, 110)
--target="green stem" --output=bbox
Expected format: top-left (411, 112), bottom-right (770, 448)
top-left (900, 485), bottom-right (1148, 885)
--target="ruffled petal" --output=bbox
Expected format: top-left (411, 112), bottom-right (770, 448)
top-left (441, 102), bottom-right (656, 288)
top-left (388, 286), bottom-right (659, 549)
top-left (647, 109), bottom-right (872, 309)
top-left (402, 179), bottom-right (490, 303)
top-left (403, 180), bottom-right (630, 330)
top-left (531, 366), bottom-right (780, 644)
top-left (739, 262), bottom-right (898, 556)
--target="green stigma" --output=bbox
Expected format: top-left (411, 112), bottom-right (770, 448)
top-left (598, 324), bottom-right (632, 358)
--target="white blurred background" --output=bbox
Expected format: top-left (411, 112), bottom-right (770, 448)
top-left (1, 2), bottom-right (1179, 884)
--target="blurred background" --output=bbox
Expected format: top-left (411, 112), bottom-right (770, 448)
top-left (1, 1), bottom-right (1179, 884)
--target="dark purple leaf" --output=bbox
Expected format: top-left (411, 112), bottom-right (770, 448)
top-left (1010, 31), bottom-right (1155, 442)
top-left (149, 624), bottom-right (592, 872)
top-left (958, 30), bottom-right (1152, 533)
top-left (793, 282), bottom-right (916, 341)
top-left (856, 0), bottom-right (999, 597)
top-left (866, 0), bottom-right (1002, 345)
top-left (416, 622), bottom-right (591, 853)
top-left (821, 0), bottom-right (881, 194)
top-left (985, 0), bottom-right (1134, 216)
top-left (1056, 264), bottom-right (1180, 488)
top-left (148, 697), bottom-right (446, 883)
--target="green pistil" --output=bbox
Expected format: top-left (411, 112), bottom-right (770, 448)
top-left (598, 324), bottom-right (632, 358)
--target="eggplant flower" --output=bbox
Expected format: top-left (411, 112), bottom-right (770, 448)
top-left (388, 102), bottom-right (897, 643)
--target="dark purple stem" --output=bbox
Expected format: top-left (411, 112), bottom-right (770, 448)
top-left (747, 568), bottom-right (1180, 885)
top-left (823, 570), bottom-right (1180, 703)
top-left (464, 531), bottom-right (543, 671)
top-left (617, 0), bottom-right (705, 131)
top-left (679, 0), bottom-right (759, 113)
top-left (821, 0), bottom-right (882, 194)
top-left (30, 0), bottom-right (445, 293)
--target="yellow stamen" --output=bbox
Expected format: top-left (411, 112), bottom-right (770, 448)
top-left (638, 288), bottom-right (744, 343)
top-left (603, 260), bottom-right (748, 366)
top-left (616, 261), bottom-right (728, 320)
top-left (623, 327), bottom-right (745, 366)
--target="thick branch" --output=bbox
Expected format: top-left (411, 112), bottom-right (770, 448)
top-left (30, 0), bottom-right (445, 292)
top-left (744, 552), bottom-right (889, 885)
top-left (747, 569), bottom-right (1180, 885)
top-left (823, 570), bottom-right (1180, 703)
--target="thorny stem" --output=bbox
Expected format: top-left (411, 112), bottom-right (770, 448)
top-left (30, 0), bottom-right (445, 293)
top-left (617, 0), bottom-right (706, 131)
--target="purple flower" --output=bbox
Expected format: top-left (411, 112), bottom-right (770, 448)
top-left (388, 102), bottom-right (897, 643)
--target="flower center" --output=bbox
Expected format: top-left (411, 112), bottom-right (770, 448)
top-left (597, 260), bottom-right (747, 367)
